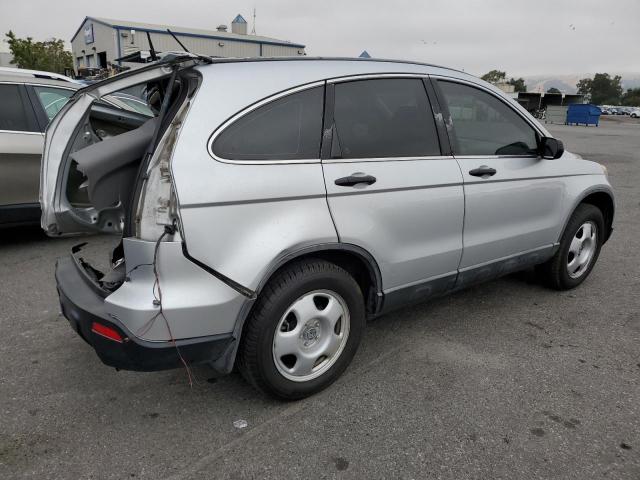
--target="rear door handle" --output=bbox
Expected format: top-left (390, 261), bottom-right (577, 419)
top-left (469, 166), bottom-right (497, 177)
top-left (334, 174), bottom-right (377, 187)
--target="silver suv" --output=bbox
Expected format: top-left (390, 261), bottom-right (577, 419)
top-left (0, 68), bottom-right (77, 226)
top-left (42, 56), bottom-right (614, 399)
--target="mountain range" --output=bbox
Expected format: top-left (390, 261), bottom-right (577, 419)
top-left (522, 72), bottom-right (640, 94)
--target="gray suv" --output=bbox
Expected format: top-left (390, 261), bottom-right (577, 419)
top-left (0, 69), bottom-right (76, 226)
top-left (41, 56), bottom-right (614, 399)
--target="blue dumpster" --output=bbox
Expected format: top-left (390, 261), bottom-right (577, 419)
top-left (566, 104), bottom-right (601, 126)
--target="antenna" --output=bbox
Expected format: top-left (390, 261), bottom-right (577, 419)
top-left (146, 31), bottom-right (158, 61)
top-left (251, 8), bottom-right (256, 35)
top-left (166, 29), bottom-right (190, 53)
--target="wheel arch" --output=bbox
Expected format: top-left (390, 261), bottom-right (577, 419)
top-left (255, 243), bottom-right (384, 316)
top-left (560, 187), bottom-right (615, 244)
top-left (210, 243), bottom-right (384, 375)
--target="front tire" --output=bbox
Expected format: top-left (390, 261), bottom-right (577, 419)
top-left (538, 204), bottom-right (604, 290)
top-left (238, 259), bottom-right (365, 400)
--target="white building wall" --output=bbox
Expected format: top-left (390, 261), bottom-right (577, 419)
top-left (119, 30), bottom-right (305, 60)
top-left (71, 20), bottom-right (117, 71)
top-left (125, 31), bottom-right (262, 58)
top-left (261, 44), bottom-right (304, 57)
top-left (71, 18), bottom-right (305, 73)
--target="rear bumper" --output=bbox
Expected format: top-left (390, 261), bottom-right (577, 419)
top-left (55, 254), bottom-right (233, 372)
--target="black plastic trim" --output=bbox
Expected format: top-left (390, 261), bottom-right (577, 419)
top-left (210, 242), bottom-right (385, 375)
top-left (320, 82), bottom-right (335, 160)
top-left (455, 246), bottom-right (556, 290)
top-left (380, 273), bottom-right (457, 314)
top-left (423, 77), bottom-right (453, 156)
top-left (23, 84), bottom-right (50, 132)
top-left (429, 77), bottom-right (459, 154)
top-left (0, 203), bottom-right (41, 227)
top-left (380, 246), bottom-right (558, 314)
top-left (12, 84), bottom-right (42, 133)
top-left (255, 242), bottom-right (384, 311)
top-left (181, 242), bottom-right (255, 299)
top-left (558, 187), bottom-right (615, 245)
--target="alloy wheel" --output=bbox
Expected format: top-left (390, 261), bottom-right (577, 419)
top-left (272, 290), bottom-right (350, 382)
top-left (567, 221), bottom-right (597, 279)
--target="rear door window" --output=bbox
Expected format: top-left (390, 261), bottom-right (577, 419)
top-left (0, 84), bottom-right (37, 132)
top-left (332, 78), bottom-right (441, 159)
top-left (212, 86), bottom-right (324, 161)
top-left (33, 86), bottom-right (74, 121)
top-left (437, 80), bottom-right (538, 156)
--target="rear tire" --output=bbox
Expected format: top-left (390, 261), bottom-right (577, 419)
top-left (238, 259), bottom-right (365, 400)
top-left (538, 204), bottom-right (604, 290)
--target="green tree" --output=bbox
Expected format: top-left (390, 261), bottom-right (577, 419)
top-left (576, 73), bottom-right (622, 105)
top-left (547, 87), bottom-right (561, 94)
top-left (481, 70), bottom-right (506, 83)
top-left (621, 88), bottom-right (640, 107)
top-left (5, 31), bottom-right (73, 74)
top-left (508, 77), bottom-right (527, 93)
top-left (481, 70), bottom-right (526, 92)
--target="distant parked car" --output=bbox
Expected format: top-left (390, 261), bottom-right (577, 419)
top-left (0, 68), bottom-right (152, 227)
top-left (0, 69), bottom-right (78, 227)
top-left (630, 109), bottom-right (640, 118)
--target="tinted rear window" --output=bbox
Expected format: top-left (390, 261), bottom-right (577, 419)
top-left (0, 84), bottom-right (34, 132)
top-left (212, 86), bottom-right (324, 161)
top-left (332, 78), bottom-right (440, 159)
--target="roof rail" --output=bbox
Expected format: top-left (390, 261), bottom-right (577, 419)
top-left (0, 67), bottom-right (79, 83)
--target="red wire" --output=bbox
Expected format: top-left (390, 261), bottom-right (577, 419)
top-left (134, 229), bottom-right (195, 387)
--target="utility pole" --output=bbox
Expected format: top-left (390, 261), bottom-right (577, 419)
top-left (251, 8), bottom-right (257, 35)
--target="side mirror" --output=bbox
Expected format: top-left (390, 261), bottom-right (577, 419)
top-left (539, 137), bottom-right (564, 160)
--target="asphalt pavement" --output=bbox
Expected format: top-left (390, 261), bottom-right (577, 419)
top-left (1, 116), bottom-right (639, 479)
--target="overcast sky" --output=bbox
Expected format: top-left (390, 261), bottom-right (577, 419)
top-left (1, 0), bottom-right (638, 77)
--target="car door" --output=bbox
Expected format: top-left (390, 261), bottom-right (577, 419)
top-left (40, 61), bottom-right (181, 235)
top-left (432, 78), bottom-right (565, 284)
top-left (322, 76), bottom-right (464, 308)
top-left (0, 82), bottom-right (44, 220)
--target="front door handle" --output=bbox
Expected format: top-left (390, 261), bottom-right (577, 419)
top-left (334, 174), bottom-right (377, 187)
top-left (469, 166), bottom-right (497, 178)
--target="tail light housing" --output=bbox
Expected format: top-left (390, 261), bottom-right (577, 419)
top-left (134, 100), bottom-right (191, 241)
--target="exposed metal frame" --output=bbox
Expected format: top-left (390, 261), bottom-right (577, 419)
top-left (0, 130), bottom-right (44, 136)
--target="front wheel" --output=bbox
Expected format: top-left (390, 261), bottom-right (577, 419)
top-left (238, 259), bottom-right (365, 399)
top-left (538, 204), bottom-right (604, 290)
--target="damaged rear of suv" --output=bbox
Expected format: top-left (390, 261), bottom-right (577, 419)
top-left (42, 56), bottom-right (245, 373)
